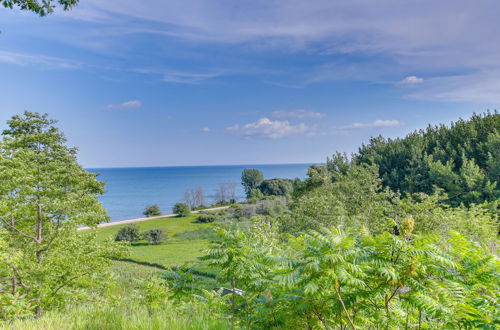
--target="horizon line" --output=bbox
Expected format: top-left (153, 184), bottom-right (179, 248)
top-left (85, 161), bottom-right (321, 170)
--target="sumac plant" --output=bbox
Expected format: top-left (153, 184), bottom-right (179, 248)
top-left (200, 219), bottom-right (500, 329)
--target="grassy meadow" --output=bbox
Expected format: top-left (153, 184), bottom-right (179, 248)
top-left (94, 213), bottom-right (221, 297)
top-left (96, 214), bottom-right (215, 267)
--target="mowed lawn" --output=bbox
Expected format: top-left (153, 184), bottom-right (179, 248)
top-left (92, 214), bottom-right (215, 268)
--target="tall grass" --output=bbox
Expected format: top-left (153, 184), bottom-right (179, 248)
top-left (1, 304), bottom-right (230, 330)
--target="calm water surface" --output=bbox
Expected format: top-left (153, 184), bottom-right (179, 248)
top-left (88, 164), bottom-right (312, 221)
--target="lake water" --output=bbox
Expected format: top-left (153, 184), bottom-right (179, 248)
top-left (88, 164), bottom-right (312, 221)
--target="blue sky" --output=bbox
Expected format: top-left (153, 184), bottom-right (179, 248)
top-left (0, 1), bottom-right (498, 167)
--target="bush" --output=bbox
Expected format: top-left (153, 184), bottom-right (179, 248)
top-left (143, 205), bottom-right (161, 217)
top-left (258, 178), bottom-right (293, 197)
top-left (173, 202), bottom-right (191, 217)
top-left (197, 214), bottom-right (216, 223)
top-left (143, 228), bottom-right (166, 245)
top-left (115, 224), bottom-right (141, 243)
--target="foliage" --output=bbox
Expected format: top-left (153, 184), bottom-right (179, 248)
top-left (258, 178), bottom-right (293, 197)
top-left (1, 0), bottom-right (79, 16)
top-left (143, 228), bottom-right (166, 245)
top-left (143, 205), bottom-right (161, 217)
top-left (197, 214), bottom-right (216, 223)
top-left (114, 225), bottom-right (141, 243)
top-left (356, 111), bottom-right (499, 210)
top-left (285, 163), bottom-right (393, 234)
top-left (0, 292), bottom-right (33, 321)
top-left (0, 112), bottom-right (127, 317)
top-left (199, 220), bottom-right (500, 329)
top-left (241, 169), bottom-right (264, 198)
top-left (173, 203), bottom-right (190, 217)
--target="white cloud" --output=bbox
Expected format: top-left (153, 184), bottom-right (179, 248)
top-left (399, 76), bottom-right (424, 85)
top-left (346, 119), bottom-right (403, 129)
top-left (202, 127), bottom-right (210, 132)
top-left (227, 117), bottom-right (310, 139)
top-left (271, 109), bottom-right (325, 119)
top-left (106, 100), bottom-right (142, 109)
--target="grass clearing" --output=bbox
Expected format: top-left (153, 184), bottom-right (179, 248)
top-left (92, 214), bottom-right (215, 268)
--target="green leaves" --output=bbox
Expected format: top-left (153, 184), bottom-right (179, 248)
top-left (0, 111), bottom-right (127, 318)
top-left (198, 221), bottom-right (500, 329)
top-left (1, 0), bottom-right (80, 16)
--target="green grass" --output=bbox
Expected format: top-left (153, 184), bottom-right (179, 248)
top-left (88, 215), bottom-right (222, 299)
top-left (1, 304), bottom-right (230, 330)
top-left (93, 214), bottom-right (214, 268)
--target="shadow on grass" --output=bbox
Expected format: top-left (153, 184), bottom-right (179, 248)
top-left (131, 242), bottom-right (154, 247)
top-left (116, 258), bottom-right (168, 270)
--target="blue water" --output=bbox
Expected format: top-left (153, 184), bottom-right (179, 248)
top-left (88, 164), bottom-right (312, 221)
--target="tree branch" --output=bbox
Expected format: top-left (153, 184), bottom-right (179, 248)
top-left (336, 285), bottom-right (356, 330)
top-left (0, 216), bottom-right (37, 241)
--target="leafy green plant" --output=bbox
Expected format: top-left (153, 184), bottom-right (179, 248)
top-left (197, 214), bottom-right (216, 223)
top-left (143, 205), bottom-right (161, 217)
top-left (172, 203), bottom-right (190, 217)
top-left (115, 225), bottom-right (141, 243)
top-left (0, 292), bottom-right (34, 321)
top-left (143, 228), bottom-right (166, 245)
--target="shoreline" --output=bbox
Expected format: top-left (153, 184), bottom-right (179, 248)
top-left (77, 206), bottom-right (229, 231)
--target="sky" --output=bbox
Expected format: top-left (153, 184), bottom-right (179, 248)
top-left (0, 0), bottom-right (498, 168)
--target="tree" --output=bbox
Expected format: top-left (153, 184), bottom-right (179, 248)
top-left (143, 228), bottom-right (166, 245)
top-left (183, 186), bottom-right (205, 209)
top-left (0, 111), bottom-right (126, 317)
top-left (356, 111), bottom-right (500, 208)
top-left (173, 202), bottom-right (190, 217)
top-left (114, 225), bottom-right (141, 243)
top-left (241, 169), bottom-right (264, 198)
top-left (143, 205), bottom-right (161, 217)
top-left (214, 182), bottom-right (237, 205)
top-left (1, 0), bottom-right (79, 16)
top-left (258, 178), bottom-right (293, 197)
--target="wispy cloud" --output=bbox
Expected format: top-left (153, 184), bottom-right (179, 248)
top-left (202, 127), bottom-right (210, 132)
top-left (133, 68), bottom-right (224, 84)
top-left (405, 71), bottom-right (500, 104)
top-left (66, 1), bottom-right (500, 103)
top-left (227, 117), bottom-right (310, 139)
top-left (271, 109), bottom-right (325, 119)
top-left (106, 100), bottom-right (142, 109)
top-left (344, 119), bottom-right (403, 129)
top-left (0, 50), bottom-right (81, 70)
top-left (398, 76), bottom-right (424, 85)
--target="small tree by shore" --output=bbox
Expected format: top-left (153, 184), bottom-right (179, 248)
top-left (143, 205), bottom-right (161, 217)
top-left (173, 202), bottom-right (190, 217)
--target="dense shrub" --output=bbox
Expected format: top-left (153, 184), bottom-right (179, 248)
top-left (197, 214), bottom-right (216, 223)
top-left (143, 228), bottom-right (166, 245)
top-left (143, 204), bottom-right (161, 217)
top-left (201, 221), bottom-right (500, 329)
top-left (114, 224), bottom-right (141, 243)
top-left (256, 197), bottom-right (287, 216)
top-left (172, 202), bottom-right (190, 217)
top-left (258, 178), bottom-right (293, 197)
